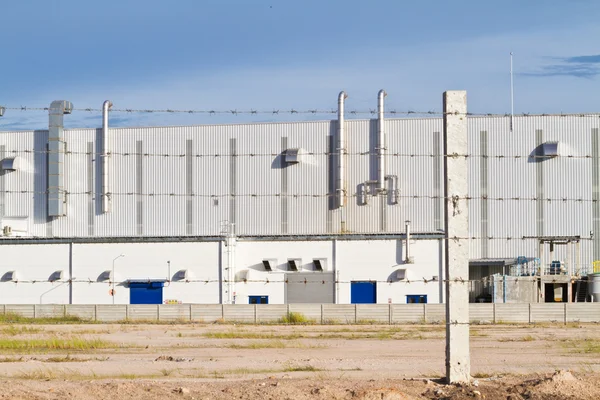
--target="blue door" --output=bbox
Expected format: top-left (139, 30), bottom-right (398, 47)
top-left (130, 282), bottom-right (164, 304)
top-left (249, 295), bottom-right (268, 304)
top-left (351, 281), bottom-right (377, 304)
top-left (406, 295), bottom-right (428, 304)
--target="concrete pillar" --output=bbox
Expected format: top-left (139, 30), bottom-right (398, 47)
top-left (443, 90), bottom-right (470, 384)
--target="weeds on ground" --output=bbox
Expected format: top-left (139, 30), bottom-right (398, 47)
top-left (0, 337), bottom-right (114, 352)
top-left (0, 326), bottom-right (43, 336)
top-left (284, 365), bottom-right (321, 372)
top-left (498, 335), bottom-right (537, 342)
top-left (0, 313), bottom-right (88, 325)
top-left (279, 312), bottom-right (314, 325)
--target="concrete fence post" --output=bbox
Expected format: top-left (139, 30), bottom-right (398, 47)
top-left (157, 305), bottom-right (161, 321)
top-left (528, 303), bottom-right (532, 324)
top-left (63, 305), bottom-right (67, 318)
top-left (94, 305), bottom-right (97, 322)
top-left (221, 304), bottom-right (225, 321)
top-left (254, 304), bottom-right (257, 324)
top-left (320, 304), bottom-right (324, 324)
top-left (33, 304), bottom-right (37, 319)
top-left (189, 304), bottom-right (192, 322)
top-left (443, 90), bottom-right (470, 384)
top-left (354, 304), bottom-right (358, 324)
top-left (564, 303), bottom-right (568, 325)
top-left (492, 303), bottom-right (496, 324)
top-left (389, 304), bottom-right (392, 325)
top-left (424, 304), bottom-right (428, 323)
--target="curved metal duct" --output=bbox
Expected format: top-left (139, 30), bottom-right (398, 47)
top-left (48, 100), bottom-right (73, 217)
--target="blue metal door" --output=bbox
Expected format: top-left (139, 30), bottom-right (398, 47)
top-left (249, 295), bottom-right (268, 304)
top-left (130, 282), bottom-right (164, 304)
top-left (351, 281), bottom-right (377, 304)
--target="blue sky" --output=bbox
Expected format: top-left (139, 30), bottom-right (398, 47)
top-left (1, 0), bottom-right (599, 130)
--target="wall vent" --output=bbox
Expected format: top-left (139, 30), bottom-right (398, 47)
top-left (313, 259), bottom-right (327, 272)
top-left (1, 271), bottom-right (19, 282)
top-left (287, 259), bottom-right (301, 271)
top-left (262, 259), bottom-right (275, 271)
top-left (1, 157), bottom-right (23, 171)
top-left (49, 270), bottom-right (64, 282)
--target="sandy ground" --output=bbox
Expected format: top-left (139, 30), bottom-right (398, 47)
top-left (0, 322), bottom-right (599, 399)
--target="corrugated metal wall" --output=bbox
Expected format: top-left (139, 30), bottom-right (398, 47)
top-left (1, 115), bottom-right (599, 269)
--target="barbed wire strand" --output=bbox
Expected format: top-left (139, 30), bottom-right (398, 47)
top-left (0, 148), bottom-right (596, 159)
top-left (1, 106), bottom-right (600, 118)
top-left (0, 277), bottom-right (592, 285)
top-left (0, 190), bottom-right (596, 203)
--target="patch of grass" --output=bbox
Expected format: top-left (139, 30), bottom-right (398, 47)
top-left (159, 368), bottom-right (176, 377)
top-left (472, 372), bottom-right (494, 378)
top-left (200, 331), bottom-right (302, 340)
top-left (42, 355), bottom-right (109, 363)
top-left (498, 335), bottom-right (537, 342)
top-left (227, 340), bottom-right (288, 349)
top-left (284, 365), bottom-right (321, 372)
top-left (279, 312), bottom-right (313, 325)
top-left (0, 313), bottom-right (88, 325)
top-left (0, 356), bottom-right (24, 363)
top-left (562, 339), bottom-right (600, 354)
top-left (0, 326), bottom-right (43, 336)
top-left (0, 337), bottom-right (114, 352)
top-left (219, 367), bottom-right (279, 375)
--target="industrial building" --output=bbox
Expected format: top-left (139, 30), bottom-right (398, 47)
top-left (0, 94), bottom-right (599, 305)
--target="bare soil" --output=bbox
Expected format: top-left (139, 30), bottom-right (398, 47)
top-left (0, 323), bottom-right (599, 399)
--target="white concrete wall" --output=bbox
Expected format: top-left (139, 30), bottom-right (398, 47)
top-left (71, 242), bottom-right (220, 304)
top-left (0, 245), bottom-right (70, 304)
top-left (336, 239), bottom-right (444, 304)
top-left (0, 238), bottom-right (444, 305)
top-left (234, 240), bottom-right (333, 305)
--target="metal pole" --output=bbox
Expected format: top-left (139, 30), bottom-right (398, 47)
top-left (112, 254), bottom-right (124, 304)
top-left (443, 90), bottom-right (470, 384)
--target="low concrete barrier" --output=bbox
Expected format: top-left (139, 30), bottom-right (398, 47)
top-left (1, 303), bottom-right (599, 324)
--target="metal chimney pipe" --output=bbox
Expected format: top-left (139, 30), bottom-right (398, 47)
top-left (377, 90), bottom-right (387, 192)
top-left (405, 220), bottom-right (412, 263)
top-left (102, 100), bottom-right (113, 213)
top-left (336, 91), bottom-right (348, 208)
top-left (48, 100), bottom-right (73, 217)
top-left (0, 106), bottom-right (5, 117)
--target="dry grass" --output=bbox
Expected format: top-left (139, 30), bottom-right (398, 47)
top-left (0, 326), bottom-right (43, 336)
top-left (561, 339), bottom-right (600, 354)
top-left (498, 335), bottom-right (537, 342)
top-left (0, 337), bottom-right (114, 352)
top-left (0, 356), bottom-right (24, 363)
top-left (284, 365), bottom-right (321, 372)
top-left (0, 313), bottom-right (88, 325)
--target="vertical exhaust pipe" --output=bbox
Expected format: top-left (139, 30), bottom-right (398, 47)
top-left (377, 89), bottom-right (387, 192)
top-left (102, 100), bottom-right (112, 213)
top-left (405, 220), bottom-right (413, 263)
top-left (48, 100), bottom-right (73, 217)
top-left (336, 91), bottom-right (348, 208)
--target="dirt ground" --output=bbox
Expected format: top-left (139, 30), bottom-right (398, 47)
top-left (1, 322), bottom-right (599, 399)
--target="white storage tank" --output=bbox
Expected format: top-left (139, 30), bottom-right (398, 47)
top-left (589, 273), bottom-right (600, 303)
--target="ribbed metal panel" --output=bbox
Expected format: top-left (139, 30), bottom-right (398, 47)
top-left (1, 114), bottom-right (599, 274)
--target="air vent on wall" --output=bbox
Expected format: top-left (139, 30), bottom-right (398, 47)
top-left (262, 259), bottom-right (275, 271)
top-left (313, 259), bottom-right (327, 272)
top-left (287, 259), bottom-right (300, 271)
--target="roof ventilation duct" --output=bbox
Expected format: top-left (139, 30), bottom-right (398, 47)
top-left (0, 106), bottom-right (5, 117)
top-left (48, 100), bottom-right (73, 217)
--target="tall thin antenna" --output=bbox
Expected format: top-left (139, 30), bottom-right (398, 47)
top-left (510, 52), bottom-right (514, 132)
